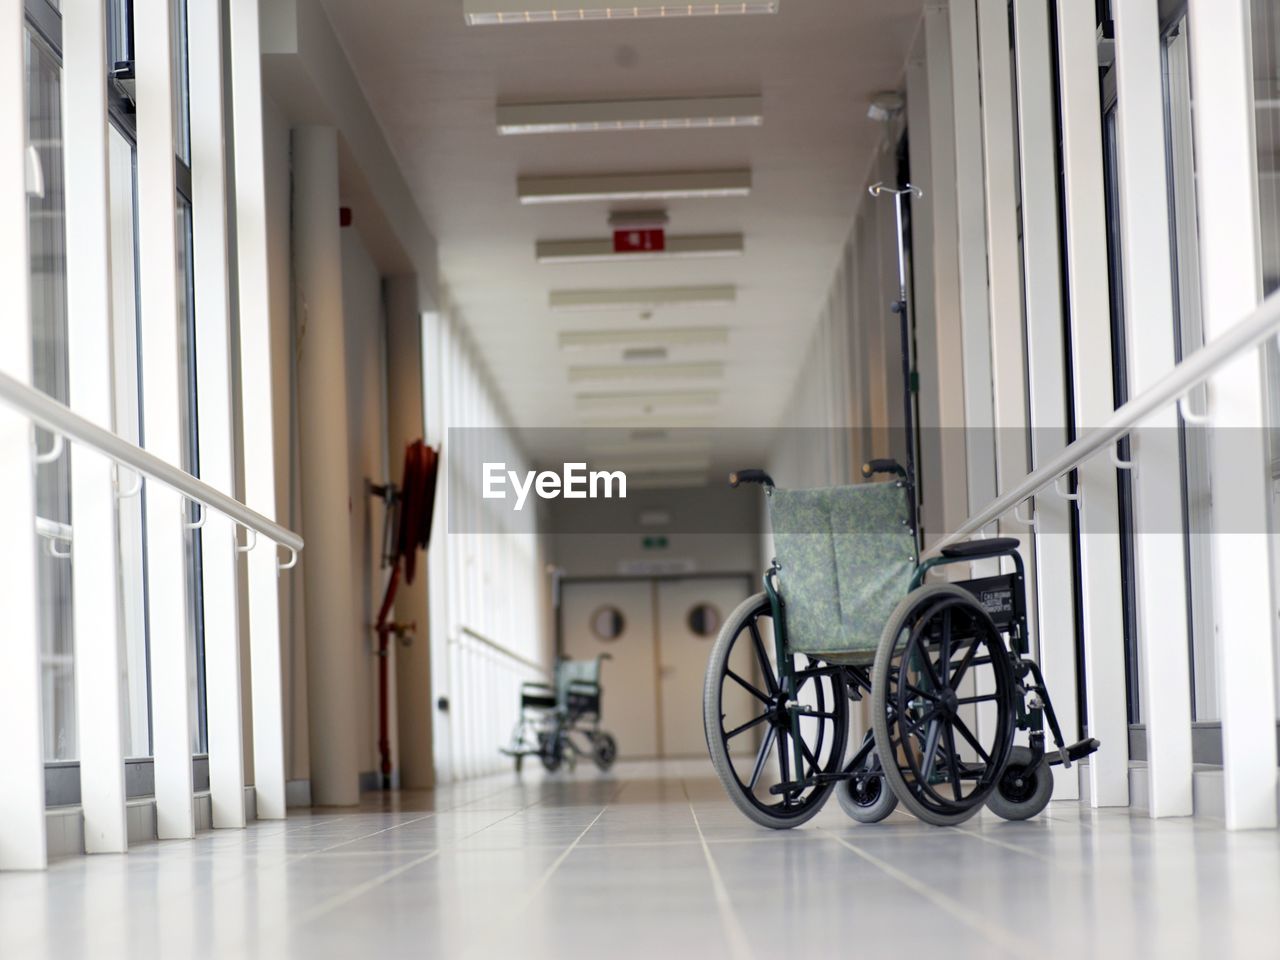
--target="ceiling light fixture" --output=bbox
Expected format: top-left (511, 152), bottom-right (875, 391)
top-left (578, 415), bottom-right (715, 428)
top-left (607, 209), bottom-right (670, 229)
top-left (559, 327), bottom-right (729, 350)
top-left (537, 234), bottom-right (743, 263)
top-left (575, 391), bottom-right (719, 411)
top-left (550, 286), bottom-right (735, 311)
top-left (622, 347), bottom-right (669, 362)
top-left (497, 96), bottom-right (763, 135)
top-left (465, 1), bottom-right (780, 26)
top-left (518, 170), bottom-right (751, 205)
top-left (569, 362), bottom-right (724, 383)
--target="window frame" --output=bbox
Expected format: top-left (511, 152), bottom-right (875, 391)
top-left (25, 0), bottom-right (210, 785)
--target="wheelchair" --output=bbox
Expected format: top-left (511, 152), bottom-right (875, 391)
top-left (702, 462), bottom-right (1099, 828)
top-left (503, 654), bottom-right (618, 774)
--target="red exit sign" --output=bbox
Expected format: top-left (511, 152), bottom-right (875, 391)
top-left (613, 228), bottom-right (666, 253)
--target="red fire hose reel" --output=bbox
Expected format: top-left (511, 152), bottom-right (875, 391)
top-left (370, 440), bottom-right (439, 789)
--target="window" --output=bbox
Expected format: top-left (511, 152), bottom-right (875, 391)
top-left (23, 0), bottom-right (207, 767)
top-left (1162, 15), bottom-right (1217, 721)
top-left (1099, 76), bottom-right (1143, 724)
top-left (1250, 0), bottom-right (1280, 711)
top-left (26, 18), bottom-right (77, 762)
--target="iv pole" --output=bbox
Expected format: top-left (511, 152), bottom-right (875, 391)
top-left (868, 181), bottom-right (923, 541)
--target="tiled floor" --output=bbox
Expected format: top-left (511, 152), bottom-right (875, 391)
top-left (3, 759), bottom-right (1278, 958)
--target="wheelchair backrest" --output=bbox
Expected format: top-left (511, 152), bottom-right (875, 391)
top-left (769, 481), bottom-right (916, 662)
top-left (555, 657), bottom-right (602, 705)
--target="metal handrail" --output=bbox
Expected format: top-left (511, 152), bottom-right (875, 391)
top-left (929, 289), bottom-right (1280, 555)
top-left (455, 626), bottom-right (548, 676)
top-left (0, 370), bottom-right (304, 555)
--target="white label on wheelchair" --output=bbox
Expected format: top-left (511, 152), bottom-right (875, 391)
top-left (483, 462), bottom-right (627, 511)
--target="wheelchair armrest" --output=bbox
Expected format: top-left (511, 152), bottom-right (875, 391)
top-left (861, 458), bottom-right (906, 479)
top-left (939, 537), bottom-right (1021, 561)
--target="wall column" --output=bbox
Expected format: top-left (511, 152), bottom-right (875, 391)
top-left (1187, 0), bottom-right (1277, 830)
top-left (1012, 0), bottom-right (1080, 799)
top-left (135, 0), bottom-right (196, 839)
top-left (229, 0), bottom-right (288, 820)
top-left (294, 126), bottom-right (360, 806)
top-left (62, 0), bottom-right (130, 852)
top-left (1113, 0), bottom-right (1194, 818)
top-left (0, 0), bottom-right (47, 871)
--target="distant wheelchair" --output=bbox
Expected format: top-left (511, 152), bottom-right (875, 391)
top-left (703, 463), bottom-right (1098, 828)
top-left (503, 654), bottom-right (618, 774)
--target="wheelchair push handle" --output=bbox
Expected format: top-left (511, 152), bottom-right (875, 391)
top-left (862, 458), bottom-right (907, 479)
top-left (729, 468), bottom-right (775, 489)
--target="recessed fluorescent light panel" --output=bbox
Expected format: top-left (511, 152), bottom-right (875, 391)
top-left (578, 415), bottom-right (715, 428)
top-left (465, 1), bottom-right (779, 25)
top-left (559, 328), bottom-right (730, 350)
top-left (575, 391), bottom-right (719, 411)
top-left (622, 347), bottom-right (669, 362)
top-left (550, 286), bottom-right (735, 311)
top-left (518, 171), bottom-right (751, 205)
top-left (537, 234), bottom-right (743, 263)
top-left (569, 362), bottom-right (724, 383)
top-left (497, 96), bottom-right (763, 135)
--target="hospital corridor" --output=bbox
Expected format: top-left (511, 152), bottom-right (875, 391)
top-left (4, 0), bottom-right (1280, 957)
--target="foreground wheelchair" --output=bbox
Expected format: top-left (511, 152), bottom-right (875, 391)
top-left (503, 654), bottom-right (618, 774)
top-left (703, 463), bottom-right (1098, 828)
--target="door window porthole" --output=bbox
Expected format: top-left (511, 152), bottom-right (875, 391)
top-left (687, 604), bottom-right (721, 638)
top-left (590, 606), bottom-right (626, 641)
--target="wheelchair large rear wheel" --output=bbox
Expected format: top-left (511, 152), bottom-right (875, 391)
top-left (704, 593), bottom-right (849, 829)
top-left (871, 584), bottom-right (1016, 826)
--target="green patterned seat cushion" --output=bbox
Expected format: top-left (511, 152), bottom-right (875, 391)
top-left (769, 482), bottom-right (916, 663)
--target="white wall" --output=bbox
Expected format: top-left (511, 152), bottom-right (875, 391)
top-left (424, 308), bottom-right (551, 782)
top-left (772, 144), bottom-right (905, 490)
top-left (547, 486), bottom-right (761, 582)
top-left (341, 226), bottom-right (392, 782)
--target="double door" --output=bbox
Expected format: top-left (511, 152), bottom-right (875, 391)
top-left (560, 577), bottom-right (751, 758)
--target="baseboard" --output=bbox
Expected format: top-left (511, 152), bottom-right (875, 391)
top-left (286, 779), bottom-right (312, 808)
top-left (49, 790), bottom-right (242, 860)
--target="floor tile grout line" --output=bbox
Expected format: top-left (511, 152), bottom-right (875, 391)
top-left (287, 794), bottom-right (553, 930)
top-left (192, 781), bottom-right (556, 950)
top-left (518, 781), bottom-right (627, 906)
top-left (953, 826), bottom-right (1059, 865)
top-left (455, 781), bottom-right (629, 960)
top-left (682, 780), bottom-right (757, 960)
top-left (817, 827), bottom-right (1025, 958)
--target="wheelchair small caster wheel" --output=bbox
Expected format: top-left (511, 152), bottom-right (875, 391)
top-left (541, 743), bottom-right (562, 773)
top-left (836, 770), bottom-right (898, 824)
top-left (986, 746), bottom-right (1053, 821)
top-left (593, 733), bottom-right (617, 771)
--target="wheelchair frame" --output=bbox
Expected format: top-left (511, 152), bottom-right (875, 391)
top-left (758, 531), bottom-right (1093, 803)
top-left (502, 654), bottom-right (617, 774)
top-left (703, 463), bottom-right (1101, 827)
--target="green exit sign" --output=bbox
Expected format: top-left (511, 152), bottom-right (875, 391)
top-left (642, 536), bottom-right (669, 550)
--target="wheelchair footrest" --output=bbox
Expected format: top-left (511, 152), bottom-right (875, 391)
top-left (1048, 737), bottom-right (1100, 766)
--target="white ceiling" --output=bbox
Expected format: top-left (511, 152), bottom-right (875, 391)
top-left (319, 0), bottom-right (922, 469)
